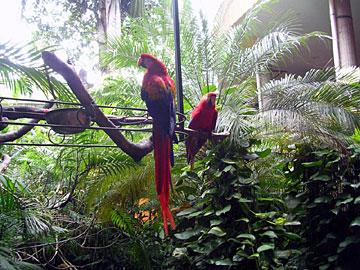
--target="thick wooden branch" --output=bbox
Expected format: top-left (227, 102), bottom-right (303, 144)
top-left (0, 102), bottom-right (54, 143)
top-left (42, 51), bottom-right (153, 161)
top-left (2, 106), bottom-right (49, 120)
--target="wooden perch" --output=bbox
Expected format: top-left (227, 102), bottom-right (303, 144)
top-left (0, 102), bottom-right (54, 143)
top-left (42, 51), bottom-right (153, 162)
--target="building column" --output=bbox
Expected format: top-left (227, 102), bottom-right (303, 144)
top-left (329, 0), bottom-right (358, 69)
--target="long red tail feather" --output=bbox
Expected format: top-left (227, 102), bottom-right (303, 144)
top-left (153, 121), bottom-right (176, 236)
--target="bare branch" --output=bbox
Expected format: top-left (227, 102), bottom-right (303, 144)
top-left (42, 51), bottom-right (153, 162)
top-left (0, 102), bottom-right (54, 143)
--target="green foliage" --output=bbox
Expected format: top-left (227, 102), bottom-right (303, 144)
top-left (257, 67), bottom-right (360, 146)
top-left (0, 42), bottom-right (75, 100)
top-left (284, 144), bottom-right (360, 270)
top-left (168, 139), bottom-right (302, 269)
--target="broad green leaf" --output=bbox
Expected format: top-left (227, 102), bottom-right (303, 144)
top-left (328, 255), bottom-right (338, 263)
top-left (337, 235), bottom-right (360, 253)
top-left (221, 158), bottom-right (237, 164)
top-left (354, 196), bottom-right (360, 204)
top-left (335, 198), bottom-right (353, 207)
top-left (275, 217), bottom-right (286, 225)
top-left (255, 211), bottom-right (277, 219)
top-left (257, 243), bottom-right (274, 253)
top-left (174, 228), bottom-right (201, 240)
top-left (210, 219), bottom-right (223, 227)
top-left (313, 149), bottom-right (332, 157)
top-left (274, 250), bottom-right (291, 259)
top-left (285, 194), bottom-right (300, 209)
top-left (283, 232), bottom-right (301, 239)
top-left (223, 165), bottom-right (235, 172)
top-left (176, 207), bottom-right (199, 217)
top-left (189, 210), bottom-right (204, 217)
top-left (314, 196), bottom-right (332, 203)
top-left (255, 148), bottom-right (271, 158)
top-left (238, 198), bottom-right (253, 203)
top-left (208, 226), bottom-right (226, 237)
top-left (216, 205), bottom-right (231, 216)
top-left (331, 207), bottom-right (340, 215)
top-left (350, 216), bottom-right (360, 227)
top-left (258, 197), bottom-right (285, 206)
top-left (319, 264), bottom-right (330, 270)
top-left (236, 217), bottom-right (250, 223)
top-left (215, 259), bottom-right (235, 266)
top-left (260, 231), bottom-right (278, 238)
top-left (284, 221), bottom-right (301, 226)
top-left (302, 160), bottom-right (322, 167)
top-left (312, 175), bottom-right (330, 181)
top-left (236, 233), bottom-right (255, 241)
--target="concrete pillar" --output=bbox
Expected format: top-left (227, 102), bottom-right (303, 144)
top-left (330, 0), bottom-right (358, 68)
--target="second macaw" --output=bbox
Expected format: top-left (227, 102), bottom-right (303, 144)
top-left (138, 53), bottom-right (176, 236)
top-left (185, 92), bottom-right (218, 170)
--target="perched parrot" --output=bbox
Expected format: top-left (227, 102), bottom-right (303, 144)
top-left (185, 92), bottom-right (218, 170)
top-left (138, 53), bottom-right (176, 236)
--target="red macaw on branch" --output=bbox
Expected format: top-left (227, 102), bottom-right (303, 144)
top-left (185, 92), bottom-right (218, 170)
top-left (138, 53), bottom-right (176, 236)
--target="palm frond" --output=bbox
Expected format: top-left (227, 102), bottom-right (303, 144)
top-left (0, 42), bottom-right (76, 101)
top-left (256, 67), bottom-right (360, 146)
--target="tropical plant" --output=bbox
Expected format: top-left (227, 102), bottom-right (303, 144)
top-left (0, 42), bottom-right (75, 100)
top-left (101, 0), bottom-right (328, 146)
top-left (256, 67), bottom-right (360, 149)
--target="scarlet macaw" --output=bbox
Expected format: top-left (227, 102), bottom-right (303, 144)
top-left (138, 53), bottom-right (176, 236)
top-left (185, 92), bottom-right (218, 170)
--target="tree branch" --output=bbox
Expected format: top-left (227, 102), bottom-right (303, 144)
top-left (42, 51), bottom-right (153, 161)
top-left (0, 102), bottom-right (54, 143)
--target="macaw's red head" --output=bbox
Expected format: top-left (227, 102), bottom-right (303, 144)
top-left (202, 92), bottom-right (217, 107)
top-left (138, 53), bottom-right (167, 74)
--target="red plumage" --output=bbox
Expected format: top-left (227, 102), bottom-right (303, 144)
top-left (138, 53), bottom-right (176, 236)
top-left (185, 92), bottom-right (218, 170)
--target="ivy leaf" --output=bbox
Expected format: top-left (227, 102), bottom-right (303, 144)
top-left (275, 217), bottom-right (286, 225)
top-left (255, 148), bottom-right (271, 158)
top-left (312, 175), bottom-right (330, 181)
top-left (216, 205), bottom-right (231, 216)
top-left (221, 158), bottom-right (237, 164)
top-left (208, 226), bottom-right (226, 237)
top-left (350, 216), bottom-right (360, 227)
top-left (236, 233), bottom-right (256, 241)
top-left (354, 196), bottom-right (360, 204)
top-left (257, 243), bottom-right (274, 252)
top-left (176, 207), bottom-right (199, 217)
top-left (335, 198), bottom-right (353, 207)
top-left (214, 259), bottom-right (236, 266)
top-left (337, 235), bottom-right (360, 253)
top-left (302, 160), bottom-right (322, 167)
top-left (174, 228), bottom-right (201, 240)
top-left (283, 232), bottom-right (301, 239)
top-left (314, 196), bottom-right (332, 203)
top-left (210, 219), bottom-right (223, 227)
top-left (260, 231), bottom-right (278, 238)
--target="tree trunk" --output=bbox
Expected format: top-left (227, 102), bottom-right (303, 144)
top-left (330, 0), bottom-right (358, 68)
